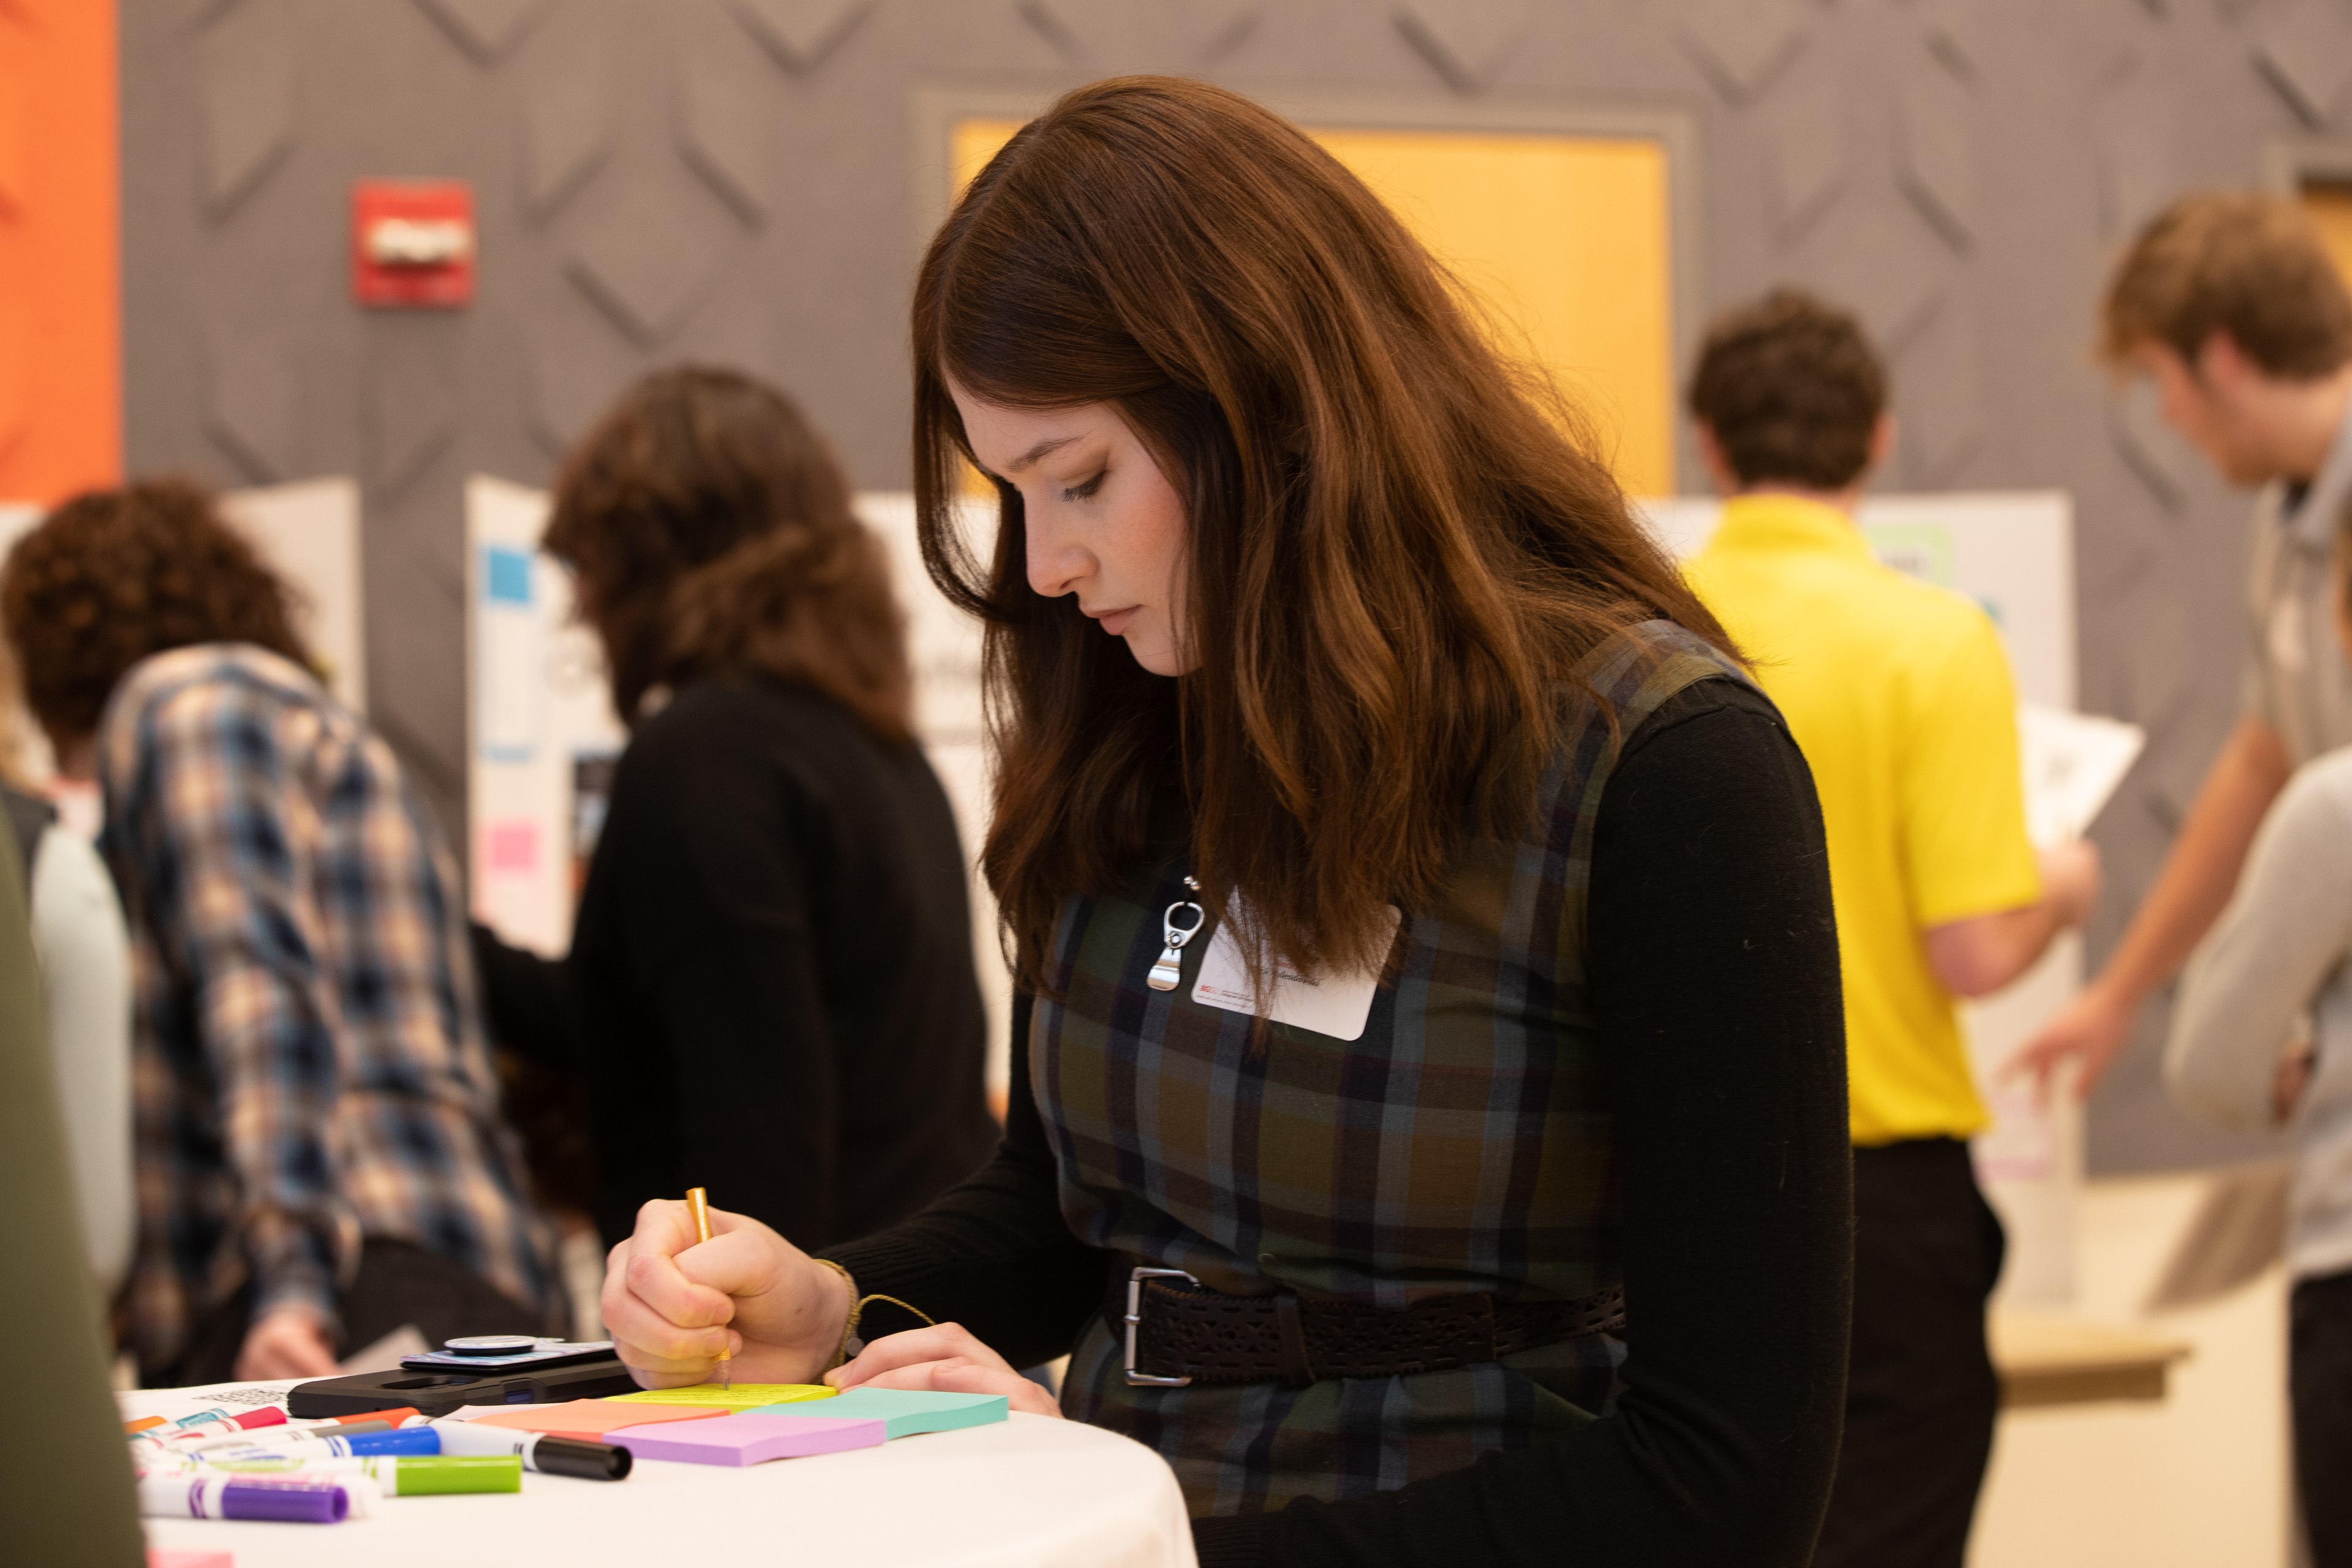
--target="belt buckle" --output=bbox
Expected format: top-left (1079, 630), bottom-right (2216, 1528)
top-left (1124, 1265), bottom-right (1202, 1387)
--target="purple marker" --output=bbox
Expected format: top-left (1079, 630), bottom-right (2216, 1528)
top-left (137, 1473), bottom-right (364, 1523)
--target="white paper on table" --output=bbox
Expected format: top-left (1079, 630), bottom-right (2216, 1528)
top-left (2019, 703), bottom-right (2144, 850)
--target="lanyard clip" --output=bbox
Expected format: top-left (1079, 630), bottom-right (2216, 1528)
top-left (1147, 877), bottom-right (1205, 992)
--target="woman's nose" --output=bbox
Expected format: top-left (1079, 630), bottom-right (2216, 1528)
top-left (1026, 519), bottom-right (1091, 599)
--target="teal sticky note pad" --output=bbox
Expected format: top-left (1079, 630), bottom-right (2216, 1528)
top-left (753, 1387), bottom-right (1008, 1439)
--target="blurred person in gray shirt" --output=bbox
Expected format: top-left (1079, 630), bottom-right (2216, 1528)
top-left (2168, 494), bottom-right (2352, 1568)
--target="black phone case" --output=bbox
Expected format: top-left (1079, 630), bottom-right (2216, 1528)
top-left (287, 1354), bottom-right (639, 1417)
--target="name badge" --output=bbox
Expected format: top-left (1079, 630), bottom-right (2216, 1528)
top-left (1190, 901), bottom-right (1401, 1042)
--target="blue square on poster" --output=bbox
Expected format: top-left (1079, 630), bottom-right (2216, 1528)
top-left (484, 545), bottom-right (533, 606)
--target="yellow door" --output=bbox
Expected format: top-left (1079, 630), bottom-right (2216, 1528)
top-left (951, 117), bottom-right (1678, 498)
top-left (2304, 180), bottom-right (2352, 296)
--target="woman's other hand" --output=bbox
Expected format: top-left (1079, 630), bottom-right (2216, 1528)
top-left (826, 1322), bottom-right (1064, 1417)
top-left (600, 1197), bottom-right (851, 1388)
top-left (235, 1305), bottom-right (339, 1381)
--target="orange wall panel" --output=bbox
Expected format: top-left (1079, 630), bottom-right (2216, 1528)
top-left (0, 0), bottom-right (119, 504)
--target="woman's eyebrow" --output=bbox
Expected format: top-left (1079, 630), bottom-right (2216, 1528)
top-left (1005, 434), bottom-right (1082, 473)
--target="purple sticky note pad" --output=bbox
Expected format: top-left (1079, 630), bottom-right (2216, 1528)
top-left (603, 1411), bottom-right (888, 1466)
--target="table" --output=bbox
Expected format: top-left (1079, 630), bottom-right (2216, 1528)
top-left (1990, 1310), bottom-right (2194, 1408)
top-left (126, 1380), bottom-right (1198, 1568)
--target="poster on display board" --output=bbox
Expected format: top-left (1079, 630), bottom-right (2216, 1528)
top-left (459, 482), bottom-right (1013, 1090)
top-left (464, 477), bottom-right (625, 959)
top-left (1640, 491), bottom-right (2139, 1306)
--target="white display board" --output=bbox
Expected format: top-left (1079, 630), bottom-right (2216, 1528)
top-left (220, 478), bottom-right (368, 714)
top-left (464, 476), bottom-right (627, 959)
top-left (858, 492), bottom-right (1008, 1092)
top-left (461, 481), bottom-right (1012, 1090)
top-left (1643, 491), bottom-right (2105, 1305)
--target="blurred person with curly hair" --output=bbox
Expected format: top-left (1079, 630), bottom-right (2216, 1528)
top-left (1, 479), bottom-right (563, 1385)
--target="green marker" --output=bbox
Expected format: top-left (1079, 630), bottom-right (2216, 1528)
top-left (208, 1454), bottom-right (522, 1496)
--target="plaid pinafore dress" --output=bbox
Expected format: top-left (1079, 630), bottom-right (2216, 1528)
top-left (1033, 620), bottom-right (1753, 1514)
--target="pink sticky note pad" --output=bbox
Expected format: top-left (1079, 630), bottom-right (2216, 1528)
top-left (605, 1411), bottom-right (888, 1466)
top-left (470, 1400), bottom-right (723, 1440)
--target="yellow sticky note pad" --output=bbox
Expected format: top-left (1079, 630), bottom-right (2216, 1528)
top-left (604, 1383), bottom-right (837, 1409)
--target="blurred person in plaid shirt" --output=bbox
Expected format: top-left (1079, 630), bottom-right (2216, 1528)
top-left (1, 479), bottom-right (561, 1387)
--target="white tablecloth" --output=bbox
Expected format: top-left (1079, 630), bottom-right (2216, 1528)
top-left (126, 1380), bottom-right (1197, 1568)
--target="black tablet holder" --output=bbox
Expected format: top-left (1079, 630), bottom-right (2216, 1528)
top-left (287, 1352), bottom-right (639, 1418)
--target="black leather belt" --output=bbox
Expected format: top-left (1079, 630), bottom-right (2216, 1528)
top-left (1111, 1264), bottom-right (1626, 1389)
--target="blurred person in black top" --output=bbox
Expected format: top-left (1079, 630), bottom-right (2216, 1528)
top-left (538, 366), bottom-right (997, 1250)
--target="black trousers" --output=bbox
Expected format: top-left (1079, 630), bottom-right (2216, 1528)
top-left (147, 1237), bottom-right (553, 1389)
top-left (1812, 1137), bottom-right (2005, 1568)
top-left (2294, 1267), bottom-right (2352, 1567)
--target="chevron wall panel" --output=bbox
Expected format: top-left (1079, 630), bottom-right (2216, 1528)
top-left (121, 0), bottom-right (2351, 1173)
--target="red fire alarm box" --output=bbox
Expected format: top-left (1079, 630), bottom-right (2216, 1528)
top-left (352, 180), bottom-right (475, 308)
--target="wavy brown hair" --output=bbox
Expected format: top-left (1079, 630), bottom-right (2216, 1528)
top-left (1, 478), bottom-right (312, 742)
top-left (545, 367), bottom-right (911, 741)
top-left (916, 77), bottom-right (1732, 994)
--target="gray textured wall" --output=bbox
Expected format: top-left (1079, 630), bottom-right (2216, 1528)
top-left (121, 0), bottom-right (2351, 1174)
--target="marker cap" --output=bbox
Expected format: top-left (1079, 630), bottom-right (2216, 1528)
top-left (137, 1474), bottom-right (351, 1524)
top-left (383, 1455), bottom-right (522, 1495)
top-left (531, 1433), bottom-right (633, 1480)
top-left (429, 1419), bottom-right (630, 1479)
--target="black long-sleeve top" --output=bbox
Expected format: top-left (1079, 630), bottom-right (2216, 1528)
top-left (567, 677), bottom-right (1000, 1250)
top-left (827, 680), bottom-right (1853, 1567)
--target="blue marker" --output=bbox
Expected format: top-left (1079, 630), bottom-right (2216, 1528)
top-left (193, 1427), bottom-right (438, 1464)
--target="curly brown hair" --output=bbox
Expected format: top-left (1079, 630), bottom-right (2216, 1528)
top-left (1, 478), bottom-right (312, 742)
top-left (544, 366), bottom-right (911, 741)
top-left (1688, 288), bottom-right (1888, 491)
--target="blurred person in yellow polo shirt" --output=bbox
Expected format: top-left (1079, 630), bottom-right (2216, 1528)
top-left (1683, 290), bottom-right (2101, 1568)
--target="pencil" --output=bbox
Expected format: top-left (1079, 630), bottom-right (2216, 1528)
top-left (684, 1186), bottom-right (730, 1391)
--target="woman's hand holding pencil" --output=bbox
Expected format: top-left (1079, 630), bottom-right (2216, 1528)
top-left (601, 1195), bottom-right (854, 1389)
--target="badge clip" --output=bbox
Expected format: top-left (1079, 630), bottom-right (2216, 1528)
top-left (1147, 877), bottom-right (1205, 992)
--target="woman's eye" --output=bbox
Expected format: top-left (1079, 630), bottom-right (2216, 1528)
top-left (1060, 471), bottom-right (1107, 503)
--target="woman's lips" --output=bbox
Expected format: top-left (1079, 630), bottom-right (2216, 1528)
top-left (1090, 606), bottom-right (1140, 636)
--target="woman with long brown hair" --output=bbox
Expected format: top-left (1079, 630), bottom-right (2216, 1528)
top-left (602, 80), bottom-right (1850, 1564)
top-left (543, 368), bottom-right (997, 1251)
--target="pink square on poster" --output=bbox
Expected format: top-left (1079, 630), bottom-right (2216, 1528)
top-left (604, 1411), bottom-right (888, 1466)
top-left (484, 821), bottom-right (538, 873)
top-left (149, 1552), bottom-right (234, 1568)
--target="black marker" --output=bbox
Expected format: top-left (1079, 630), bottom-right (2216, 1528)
top-left (429, 1420), bottom-right (631, 1479)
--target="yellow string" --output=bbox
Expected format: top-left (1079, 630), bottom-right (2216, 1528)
top-left (810, 1259), bottom-right (937, 1372)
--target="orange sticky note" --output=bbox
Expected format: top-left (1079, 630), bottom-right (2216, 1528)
top-left (469, 1400), bottom-right (725, 1441)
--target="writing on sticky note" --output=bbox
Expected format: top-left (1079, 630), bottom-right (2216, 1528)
top-left (605, 1382), bottom-right (835, 1409)
top-left (470, 1400), bottom-right (722, 1440)
top-left (603, 1412), bottom-right (886, 1466)
top-left (758, 1386), bottom-right (1008, 1439)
